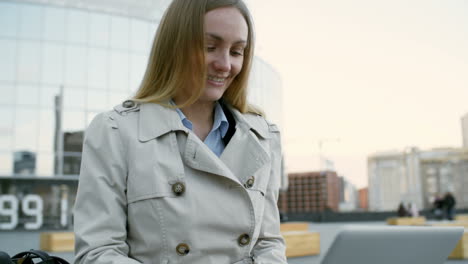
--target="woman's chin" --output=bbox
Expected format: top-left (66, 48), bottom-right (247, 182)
top-left (200, 86), bottom-right (227, 102)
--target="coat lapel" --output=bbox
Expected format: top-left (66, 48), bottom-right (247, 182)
top-left (137, 102), bottom-right (271, 186)
top-left (220, 124), bottom-right (270, 185)
top-left (220, 108), bottom-right (271, 185)
top-left (183, 132), bottom-right (240, 184)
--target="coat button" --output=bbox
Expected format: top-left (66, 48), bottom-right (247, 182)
top-left (238, 233), bottom-right (251, 246)
top-left (172, 182), bottom-right (185, 196)
top-left (244, 176), bottom-right (255, 188)
top-left (176, 243), bottom-right (190, 256)
top-left (122, 100), bottom-right (135, 108)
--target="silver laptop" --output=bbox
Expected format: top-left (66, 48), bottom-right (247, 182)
top-left (321, 225), bottom-right (464, 264)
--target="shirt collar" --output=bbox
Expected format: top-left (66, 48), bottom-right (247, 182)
top-left (171, 100), bottom-right (229, 138)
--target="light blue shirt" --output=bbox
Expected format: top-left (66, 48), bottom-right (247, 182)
top-left (173, 101), bottom-right (229, 157)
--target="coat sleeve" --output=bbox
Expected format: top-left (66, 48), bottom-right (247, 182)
top-left (73, 113), bottom-right (141, 264)
top-left (252, 124), bottom-right (288, 263)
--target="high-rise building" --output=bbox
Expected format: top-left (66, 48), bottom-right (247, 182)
top-left (368, 147), bottom-right (468, 211)
top-left (368, 148), bottom-right (423, 211)
top-left (338, 177), bottom-right (358, 212)
top-left (462, 113), bottom-right (468, 148)
top-left (358, 187), bottom-right (368, 210)
top-left (0, 0), bottom-right (284, 182)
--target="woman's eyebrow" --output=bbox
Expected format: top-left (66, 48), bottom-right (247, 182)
top-left (205, 33), bottom-right (247, 45)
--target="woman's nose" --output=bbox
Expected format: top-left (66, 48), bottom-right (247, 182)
top-left (213, 51), bottom-right (231, 72)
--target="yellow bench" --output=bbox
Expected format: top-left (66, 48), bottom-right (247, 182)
top-left (386, 217), bottom-right (426, 226)
top-left (40, 232), bottom-right (74, 252)
top-left (280, 222), bottom-right (310, 232)
top-left (282, 231), bottom-right (320, 257)
top-left (456, 214), bottom-right (468, 221)
top-left (280, 222), bottom-right (320, 257)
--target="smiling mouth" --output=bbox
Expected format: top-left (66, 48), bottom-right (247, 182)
top-left (207, 75), bottom-right (228, 83)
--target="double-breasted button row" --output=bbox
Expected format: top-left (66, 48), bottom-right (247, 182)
top-left (244, 176), bottom-right (255, 188)
top-left (176, 243), bottom-right (190, 256)
top-left (172, 182), bottom-right (185, 196)
top-left (238, 233), bottom-right (251, 246)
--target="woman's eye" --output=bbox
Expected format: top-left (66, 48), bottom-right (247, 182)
top-left (206, 46), bottom-right (215, 52)
top-left (231, 50), bottom-right (244, 56)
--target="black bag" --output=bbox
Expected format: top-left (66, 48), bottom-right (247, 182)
top-left (0, 249), bottom-right (69, 264)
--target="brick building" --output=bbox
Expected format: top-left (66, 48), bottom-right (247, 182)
top-left (278, 171), bottom-right (340, 213)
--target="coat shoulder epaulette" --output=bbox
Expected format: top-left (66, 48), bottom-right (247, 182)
top-left (113, 100), bottom-right (140, 116)
top-left (243, 113), bottom-right (271, 139)
top-left (266, 120), bottom-right (280, 133)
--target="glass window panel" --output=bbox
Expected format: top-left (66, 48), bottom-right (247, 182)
top-left (44, 6), bottom-right (65, 41)
top-left (18, 41), bottom-right (42, 83)
top-left (0, 108), bottom-right (14, 150)
top-left (14, 108), bottom-right (39, 152)
top-left (38, 110), bottom-right (55, 152)
top-left (63, 88), bottom-right (86, 110)
top-left (110, 16), bottom-right (129, 50)
top-left (0, 83), bottom-right (16, 106)
top-left (0, 153), bottom-right (13, 175)
top-left (42, 43), bottom-right (65, 85)
top-left (41, 85), bottom-right (61, 108)
top-left (87, 89), bottom-right (108, 111)
top-left (65, 46), bottom-right (87, 87)
top-left (148, 23), bottom-right (158, 49)
top-left (63, 111), bottom-right (85, 132)
top-left (0, 2), bottom-right (19, 38)
top-left (36, 152), bottom-right (53, 176)
top-left (130, 54), bottom-right (147, 92)
top-left (0, 39), bottom-right (17, 82)
top-left (89, 13), bottom-right (109, 48)
top-left (87, 47), bottom-right (108, 89)
top-left (109, 51), bottom-right (129, 91)
top-left (19, 4), bottom-right (43, 40)
top-left (17, 84), bottom-right (40, 106)
top-left (130, 19), bottom-right (149, 52)
top-left (67, 9), bottom-right (88, 44)
top-left (108, 91), bottom-right (130, 109)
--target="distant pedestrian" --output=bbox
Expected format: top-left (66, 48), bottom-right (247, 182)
top-left (444, 192), bottom-right (456, 220)
top-left (409, 202), bottom-right (419, 217)
top-left (397, 202), bottom-right (409, 217)
top-left (432, 194), bottom-right (444, 220)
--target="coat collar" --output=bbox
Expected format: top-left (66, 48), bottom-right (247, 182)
top-left (138, 102), bottom-right (188, 142)
top-left (138, 102), bottom-right (271, 142)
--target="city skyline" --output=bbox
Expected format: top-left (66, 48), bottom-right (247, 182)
top-left (247, 0), bottom-right (468, 188)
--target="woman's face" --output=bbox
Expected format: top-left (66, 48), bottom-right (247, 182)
top-left (201, 7), bottom-right (248, 103)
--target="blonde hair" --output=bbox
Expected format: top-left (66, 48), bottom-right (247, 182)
top-left (133, 0), bottom-right (260, 114)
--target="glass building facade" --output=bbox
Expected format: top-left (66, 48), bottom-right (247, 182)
top-left (0, 0), bottom-right (284, 178)
top-left (0, 0), bottom-right (164, 177)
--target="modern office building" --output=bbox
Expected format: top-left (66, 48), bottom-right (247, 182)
top-left (368, 147), bottom-right (468, 211)
top-left (368, 148), bottom-right (423, 211)
top-left (338, 176), bottom-right (358, 212)
top-left (419, 148), bottom-right (468, 209)
top-left (0, 0), bottom-right (285, 231)
top-left (462, 112), bottom-right (468, 148)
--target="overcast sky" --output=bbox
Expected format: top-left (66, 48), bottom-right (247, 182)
top-left (246, 0), bottom-right (468, 188)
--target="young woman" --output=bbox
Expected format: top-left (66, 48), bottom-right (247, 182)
top-left (73, 0), bottom-right (287, 263)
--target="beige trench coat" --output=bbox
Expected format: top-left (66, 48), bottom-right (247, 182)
top-left (74, 101), bottom-right (287, 264)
